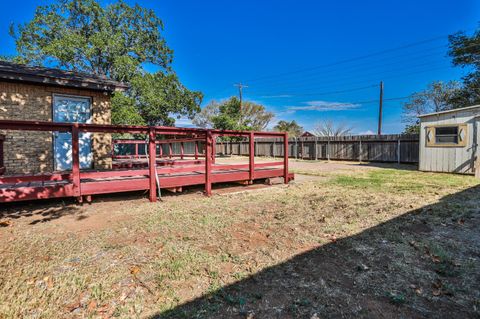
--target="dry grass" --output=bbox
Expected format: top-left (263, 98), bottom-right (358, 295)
top-left (0, 163), bottom-right (479, 318)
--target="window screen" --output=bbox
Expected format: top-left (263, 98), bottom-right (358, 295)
top-left (435, 126), bottom-right (458, 144)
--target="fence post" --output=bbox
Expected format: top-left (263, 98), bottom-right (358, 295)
top-left (273, 139), bottom-right (276, 158)
top-left (397, 139), bottom-right (401, 164)
top-left (327, 137), bottom-right (331, 161)
top-left (359, 138), bottom-right (362, 163)
top-left (284, 133), bottom-right (289, 184)
top-left (71, 124), bottom-right (81, 198)
top-left (249, 132), bottom-right (255, 182)
top-left (148, 127), bottom-right (157, 202)
top-left (295, 137), bottom-right (298, 159)
top-left (194, 141), bottom-right (199, 159)
top-left (180, 142), bottom-right (184, 160)
top-left (205, 130), bottom-right (212, 196)
top-left (314, 136), bottom-right (318, 161)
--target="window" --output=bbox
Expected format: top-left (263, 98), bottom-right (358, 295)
top-left (435, 126), bottom-right (458, 144)
top-left (426, 124), bottom-right (467, 147)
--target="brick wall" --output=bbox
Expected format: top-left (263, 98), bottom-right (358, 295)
top-left (0, 81), bottom-right (112, 174)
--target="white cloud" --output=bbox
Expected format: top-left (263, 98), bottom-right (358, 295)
top-left (358, 130), bottom-right (375, 135)
top-left (288, 100), bottom-right (361, 112)
top-left (174, 118), bottom-right (196, 128)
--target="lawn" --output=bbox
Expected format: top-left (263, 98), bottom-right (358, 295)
top-left (0, 162), bottom-right (479, 318)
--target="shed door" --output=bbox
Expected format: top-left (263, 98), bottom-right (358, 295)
top-left (53, 95), bottom-right (93, 171)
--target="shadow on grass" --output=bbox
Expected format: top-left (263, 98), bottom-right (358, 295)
top-left (0, 198), bottom-right (83, 224)
top-left (0, 180), bottom-right (272, 224)
top-left (151, 185), bottom-right (480, 319)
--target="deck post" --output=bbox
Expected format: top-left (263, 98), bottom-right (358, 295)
top-left (205, 130), bottom-right (213, 196)
top-left (194, 141), bottom-right (199, 159)
top-left (283, 132), bottom-right (289, 184)
top-left (212, 135), bottom-right (216, 164)
top-left (135, 143), bottom-right (139, 159)
top-left (169, 143), bottom-right (172, 158)
top-left (249, 132), bottom-right (255, 182)
top-left (180, 142), bottom-right (184, 160)
top-left (71, 124), bottom-right (81, 198)
top-left (148, 127), bottom-right (157, 202)
top-left (159, 143), bottom-right (163, 157)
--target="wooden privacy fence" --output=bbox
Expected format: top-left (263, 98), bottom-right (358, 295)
top-left (215, 134), bottom-right (419, 163)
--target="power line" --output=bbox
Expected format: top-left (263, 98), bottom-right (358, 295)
top-left (208, 31), bottom-right (479, 101)
top-left (249, 64), bottom-right (453, 97)
top-left (243, 29), bottom-right (477, 85)
top-left (247, 48), bottom-right (450, 91)
top-left (244, 35), bottom-right (448, 84)
top-left (249, 41), bottom-right (480, 92)
top-left (257, 84), bottom-right (378, 98)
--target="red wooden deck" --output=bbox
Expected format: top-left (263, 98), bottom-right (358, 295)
top-left (0, 120), bottom-right (292, 203)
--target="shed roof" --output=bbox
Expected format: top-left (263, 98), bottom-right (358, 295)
top-left (0, 61), bottom-right (129, 92)
top-left (418, 105), bottom-right (480, 118)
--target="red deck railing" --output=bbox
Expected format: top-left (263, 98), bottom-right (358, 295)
top-left (0, 120), bottom-right (291, 203)
top-left (0, 134), bottom-right (4, 175)
top-left (112, 137), bottom-right (205, 160)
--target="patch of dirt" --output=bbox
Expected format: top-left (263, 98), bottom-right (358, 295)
top-left (229, 222), bottom-right (271, 254)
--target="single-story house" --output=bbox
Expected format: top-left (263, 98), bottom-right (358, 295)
top-left (419, 105), bottom-right (480, 176)
top-left (0, 61), bottom-right (128, 175)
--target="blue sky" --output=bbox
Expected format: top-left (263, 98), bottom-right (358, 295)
top-left (1, 0), bottom-right (478, 133)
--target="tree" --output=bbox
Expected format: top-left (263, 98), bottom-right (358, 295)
top-left (314, 120), bottom-right (352, 137)
top-left (273, 120), bottom-right (304, 137)
top-left (448, 28), bottom-right (480, 107)
top-left (193, 97), bottom-right (274, 131)
top-left (192, 101), bottom-right (220, 128)
top-left (9, 0), bottom-right (202, 126)
top-left (402, 81), bottom-right (460, 133)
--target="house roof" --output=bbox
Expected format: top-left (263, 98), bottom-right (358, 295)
top-left (300, 131), bottom-right (315, 137)
top-left (0, 61), bottom-right (129, 92)
top-left (418, 105), bottom-right (480, 118)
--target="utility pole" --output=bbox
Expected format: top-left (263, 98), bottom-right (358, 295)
top-left (234, 83), bottom-right (248, 112)
top-left (377, 81), bottom-right (384, 135)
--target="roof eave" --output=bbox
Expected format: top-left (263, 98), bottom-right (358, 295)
top-left (418, 105), bottom-right (480, 118)
top-left (0, 72), bottom-right (129, 92)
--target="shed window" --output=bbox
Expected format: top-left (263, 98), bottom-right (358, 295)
top-left (426, 124), bottom-right (467, 147)
top-left (435, 127), bottom-right (458, 144)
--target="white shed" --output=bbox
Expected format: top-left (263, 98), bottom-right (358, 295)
top-left (419, 105), bottom-right (480, 175)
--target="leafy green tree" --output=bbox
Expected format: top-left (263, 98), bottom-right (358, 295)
top-left (193, 97), bottom-right (274, 131)
top-left (448, 28), bottom-right (480, 107)
top-left (273, 120), bottom-right (304, 137)
top-left (9, 0), bottom-right (202, 126)
top-left (402, 81), bottom-right (460, 133)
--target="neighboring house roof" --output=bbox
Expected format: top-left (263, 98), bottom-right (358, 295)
top-left (418, 105), bottom-right (480, 118)
top-left (300, 131), bottom-right (315, 137)
top-left (0, 61), bottom-right (129, 92)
